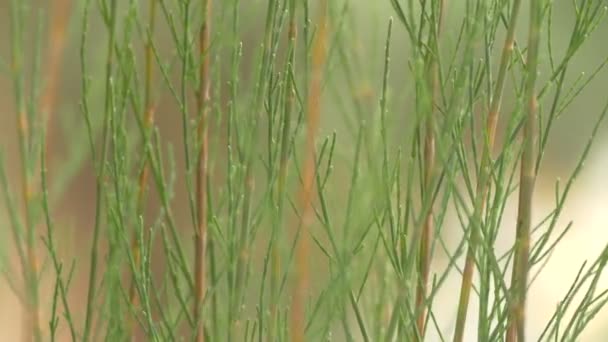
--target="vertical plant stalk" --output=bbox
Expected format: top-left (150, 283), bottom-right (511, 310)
top-left (290, 2), bottom-right (328, 342)
top-left (194, 0), bottom-right (211, 341)
top-left (128, 0), bottom-right (157, 337)
top-left (415, 0), bottom-right (445, 337)
top-left (453, 1), bottom-right (523, 341)
top-left (17, 33), bottom-right (42, 342)
top-left (8, 0), bottom-right (43, 340)
top-left (40, 0), bottom-right (71, 151)
top-left (231, 1), bottom-right (279, 337)
top-left (28, 1), bottom-right (72, 338)
top-left (506, 1), bottom-right (541, 341)
top-left (271, 0), bottom-right (297, 337)
top-left (82, 0), bottom-right (118, 340)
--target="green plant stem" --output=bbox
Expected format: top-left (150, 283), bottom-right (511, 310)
top-left (8, 0), bottom-right (41, 340)
top-left (270, 0), bottom-right (297, 339)
top-left (128, 0), bottom-right (158, 337)
top-left (82, 0), bottom-right (117, 340)
top-left (453, 1), bottom-right (523, 341)
top-left (415, 1), bottom-right (445, 338)
top-left (506, 1), bottom-right (542, 341)
top-left (290, 2), bottom-right (328, 342)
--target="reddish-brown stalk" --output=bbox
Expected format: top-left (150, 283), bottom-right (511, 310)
top-left (290, 3), bottom-right (328, 342)
top-left (20, 1), bottom-right (71, 340)
top-left (40, 0), bottom-right (71, 142)
top-left (452, 1), bottom-right (523, 341)
top-left (414, 1), bottom-right (445, 337)
top-left (506, 1), bottom-right (541, 340)
top-left (194, 0), bottom-right (211, 341)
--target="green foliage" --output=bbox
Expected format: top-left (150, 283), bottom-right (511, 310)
top-left (1, 0), bottom-right (608, 341)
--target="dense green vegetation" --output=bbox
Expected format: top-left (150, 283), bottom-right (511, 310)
top-left (1, 0), bottom-right (608, 341)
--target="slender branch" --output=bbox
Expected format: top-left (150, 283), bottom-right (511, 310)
top-left (453, 1), bottom-right (523, 341)
top-left (270, 0), bottom-right (297, 338)
top-left (82, 0), bottom-right (118, 340)
top-left (194, 0), bottom-right (211, 341)
top-left (32, 1), bottom-right (72, 339)
top-left (506, 0), bottom-right (542, 341)
top-left (290, 2), bottom-right (328, 342)
top-left (415, 0), bottom-right (445, 338)
top-left (128, 0), bottom-right (157, 337)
